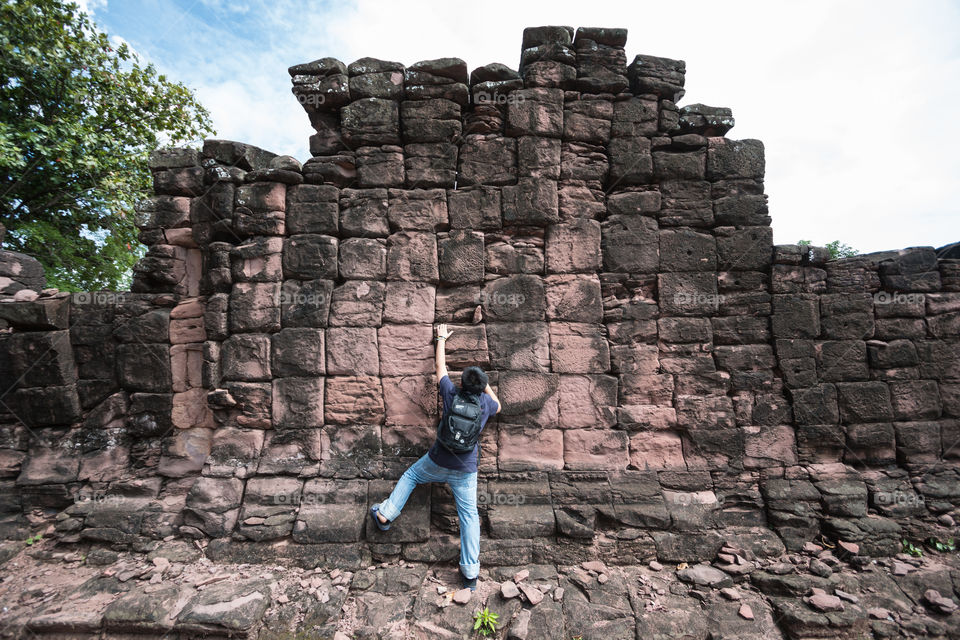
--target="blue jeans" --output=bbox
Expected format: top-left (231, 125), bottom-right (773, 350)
top-left (375, 453), bottom-right (480, 579)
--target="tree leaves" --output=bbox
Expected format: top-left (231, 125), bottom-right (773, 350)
top-left (0, 0), bottom-right (214, 291)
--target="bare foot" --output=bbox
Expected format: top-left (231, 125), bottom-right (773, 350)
top-left (377, 512), bottom-right (388, 524)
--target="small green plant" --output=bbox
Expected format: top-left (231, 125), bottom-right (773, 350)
top-left (797, 239), bottom-right (859, 260)
top-left (902, 539), bottom-right (923, 557)
top-left (473, 607), bottom-right (499, 637)
top-left (926, 537), bottom-right (956, 553)
top-left (24, 533), bottom-right (42, 546)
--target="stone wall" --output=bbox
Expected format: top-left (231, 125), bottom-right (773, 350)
top-left (0, 25), bottom-right (958, 568)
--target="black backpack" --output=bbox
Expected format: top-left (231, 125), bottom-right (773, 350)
top-left (436, 391), bottom-right (484, 454)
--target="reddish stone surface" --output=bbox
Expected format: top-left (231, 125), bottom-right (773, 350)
top-left (378, 324), bottom-right (433, 375)
top-left (563, 429), bottom-right (629, 470)
top-left (498, 425), bottom-right (563, 471)
top-left (630, 430), bottom-right (686, 469)
top-left (2, 28), bottom-right (958, 582)
top-left (548, 322), bottom-right (610, 373)
top-left (323, 376), bottom-right (384, 425)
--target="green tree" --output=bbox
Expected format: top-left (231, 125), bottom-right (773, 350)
top-left (797, 239), bottom-right (858, 260)
top-left (0, 0), bottom-right (214, 291)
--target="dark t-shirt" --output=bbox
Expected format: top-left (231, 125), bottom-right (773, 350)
top-left (427, 375), bottom-right (498, 473)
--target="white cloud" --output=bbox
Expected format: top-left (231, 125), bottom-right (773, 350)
top-left (73, 0), bottom-right (107, 17)
top-left (108, 0), bottom-right (960, 253)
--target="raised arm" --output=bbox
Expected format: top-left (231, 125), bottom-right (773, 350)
top-left (435, 323), bottom-right (452, 380)
top-left (484, 383), bottom-right (502, 414)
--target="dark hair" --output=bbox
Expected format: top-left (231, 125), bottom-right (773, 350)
top-left (460, 366), bottom-right (488, 395)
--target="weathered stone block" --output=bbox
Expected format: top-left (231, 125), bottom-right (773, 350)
top-left (563, 429), bottom-right (629, 470)
top-left (438, 230), bottom-right (484, 285)
top-left (836, 382), bottom-right (894, 423)
top-left (506, 88), bottom-right (563, 137)
top-left (772, 294), bottom-right (820, 339)
top-left (229, 236), bottom-right (283, 283)
top-left (499, 425), bottom-right (563, 471)
top-left (498, 371), bottom-right (559, 426)
top-left (482, 275), bottom-right (546, 321)
top-left (382, 375), bottom-right (438, 429)
top-left (273, 377), bottom-right (325, 429)
top-left (557, 374), bottom-right (617, 428)
top-left (404, 143), bottom-right (457, 188)
top-left (118, 343), bottom-right (171, 391)
top-left (488, 504), bottom-right (556, 539)
top-left (545, 274), bottom-right (603, 322)
top-left (790, 384), bottom-right (840, 425)
top-left (280, 279), bottom-right (333, 328)
top-left (229, 282), bottom-right (280, 333)
top-left (326, 327), bottom-right (379, 375)
top-left (293, 479), bottom-right (367, 543)
top-left (675, 395), bottom-right (736, 430)
top-left (659, 228), bottom-right (717, 272)
top-left (386, 232), bottom-right (439, 281)
top-left (339, 238), bottom-right (387, 280)
top-left (355, 145), bottom-right (404, 188)
top-left (548, 322), bottom-right (610, 373)
top-left (601, 214), bottom-right (659, 273)
top-left (283, 234), bottom-right (338, 281)
top-left (658, 272), bottom-right (719, 316)
top-left (619, 374), bottom-right (673, 405)
top-left (221, 334), bottom-right (271, 381)
top-left (378, 324), bottom-right (433, 375)
top-left (630, 430), bottom-right (685, 469)
top-left (339, 188), bottom-right (389, 237)
top-left (486, 322), bottom-right (550, 372)
top-left (447, 186), bottom-right (501, 230)
top-left (386, 188), bottom-right (448, 231)
top-left (342, 98), bottom-right (400, 146)
top-left (715, 226), bottom-right (773, 271)
top-left (545, 219), bottom-right (601, 273)
top-left (517, 135), bottom-right (561, 179)
top-left (286, 184), bottom-right (338, 234)
top-left (502, 178), bottom-right (559, 226)
top-left (458, 134), bottom-right (517, 186)
top-left (324, 377), bottom-right (384, 425)
top-left (653, 150), bottom-right (705, 180)
top-left (845, 423), bottom-right (895, 465)
top-left (888, 380), bottom-right (942, 420)
top-left (895, 421), bottom-right (942, 463)
top-left (382, 281), bottom-right (436, 325)
top-left (609, 343), bottom-right (659, 375)
top-left (327, 280), bottom-right (385, 327)
top-left (707, 138), bottom-right (764, 180)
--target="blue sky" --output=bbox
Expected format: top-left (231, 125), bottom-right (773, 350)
top-left (81, 0), bottom-right (960, 254)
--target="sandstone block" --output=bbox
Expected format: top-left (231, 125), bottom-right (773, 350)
top-left (548, 322), bottom-right (610, 373)
top-left (327, 280), bottom-right (385, 327)
top-left (326, 327), bottom-right (379, 375)
top-left (378, 324), bottom-right (433, 375)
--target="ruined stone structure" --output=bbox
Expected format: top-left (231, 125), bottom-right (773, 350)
top-left (1, 25), bottom-right (959, 585)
